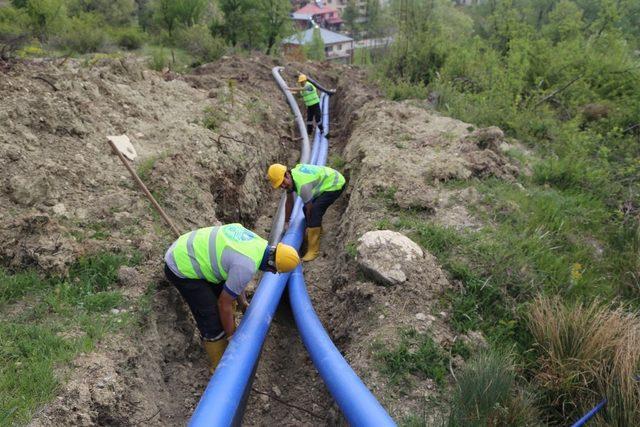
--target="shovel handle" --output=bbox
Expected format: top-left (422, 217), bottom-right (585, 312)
top-left (107, 139), bottom-right (182, 238)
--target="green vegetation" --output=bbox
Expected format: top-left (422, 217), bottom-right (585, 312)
top-left (0, 252), bottom-right (141, 425)
top-left (373, 328), bottom-right (449, 386)
top-left (529, 297), bottom-right (640, 424)
top-left (365, 0), bottom-right (640, 423)
top-left (1, 0), bottom-right (294, 66)
top-left (202, 105), bottom-right (225, 131)
top-left (448, 349), bottom-right (539, 426)
top-left (304, 27), bottom-right (325, 61)
top-left (328, 154), bottom-right (346, 170)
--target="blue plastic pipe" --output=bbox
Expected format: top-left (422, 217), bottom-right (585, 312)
top-left (189, 71), bottom-right (319, 427)
top-left (287, 94), bottom-right (396, 426)
top-left (189, 199), bottom-right (306, 426)
top-left (571, 399), bottom-right (607, 427)
top-left (288, 268), bottom-right (396, 426)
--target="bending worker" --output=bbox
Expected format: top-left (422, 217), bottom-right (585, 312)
top-left (267, 163), bottom-right (345, 261)
top-left (164, 223), bottom-right (300, 372)
top-left (288, 74), bottom-right (323, 136)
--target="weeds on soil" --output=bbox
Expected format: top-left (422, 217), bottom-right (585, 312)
top-left (374, 328), bottom-right (448, 386)
top-left (0, 252), bottom-right (140, 425)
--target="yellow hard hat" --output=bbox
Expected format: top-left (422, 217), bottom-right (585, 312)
top-left (267, 163), bottom-right (287, 189)
top-left (275, 243), bottom-right (300, 273)
top-left (298, 74), bottom-right (307, 83)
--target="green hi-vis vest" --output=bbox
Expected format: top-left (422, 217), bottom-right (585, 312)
top-left (290, 164), bottom-right (345, 204)
top-left (301, 82), bottom-right (320, 107)
top-left (166, 224), bottom-right (267, 283)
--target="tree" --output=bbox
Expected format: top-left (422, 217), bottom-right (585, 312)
top-left (343, 0), bottom-right (358, 34)
top-left (68, 0), bottom-right (136, 25)
top-left (364, 0), bottom-right (382, 37)
top-left (257, 0), bottom-right (291, 54)
top-left (152, 0), bottom-right (206, 37)
top-left (216, 0), bottom-right (244, 46)
top-left (24, 0), bottom-right (67, 41)
top-left (304, 26), bottom-right (325, 60)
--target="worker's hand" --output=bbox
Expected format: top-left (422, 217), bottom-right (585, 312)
top-left (238, 291), bottom-right (250, 313)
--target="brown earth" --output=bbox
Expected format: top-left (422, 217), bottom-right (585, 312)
top-left (2, 54), bottom-right (518, 425)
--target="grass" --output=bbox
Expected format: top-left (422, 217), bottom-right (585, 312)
top-left (345, 241), bottom-right (358, 259)
top-left (202, 106), bottom-right (226, 131)
top-left (136, 152), bottom-right (168, 183)
top-left (529, 296), bottom-right (640, 425)
top-left (448, 349), bottom-right (539, 426)
top-left (0, 252), bottom-right (140, 425)
top-left (373, 328), bottom-right (448, 386)
top-left (329, 154), bottom-right (346, 170)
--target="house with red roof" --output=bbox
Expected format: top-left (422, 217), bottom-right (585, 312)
top-left (293, 0), bottom-right (343, 31)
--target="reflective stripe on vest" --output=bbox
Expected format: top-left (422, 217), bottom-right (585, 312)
top-left (166, 224), bottom-right (267, 283)
top-left (301, 82), bottom-right (320, 106)
top-left (291, 164), bottom-right (345, 203)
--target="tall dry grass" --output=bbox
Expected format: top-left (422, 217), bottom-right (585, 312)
top-left (529, 296), bottom-right (640, 425)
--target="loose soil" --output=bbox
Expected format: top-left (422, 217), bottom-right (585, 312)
top-left (1, 54), bottom-right (519, 425)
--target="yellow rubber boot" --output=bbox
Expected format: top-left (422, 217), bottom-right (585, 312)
top-left (203, 338), bottom-right (228, 374)
top-left (302, 227), bottom-right (322, 262)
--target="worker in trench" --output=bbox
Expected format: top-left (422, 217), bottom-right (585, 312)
top-left (163, 223), bottom-right (300, 372)
top-left (267, 163), bottom-right (346, 262)
top-left (288, 74), bottom-right (324, 136)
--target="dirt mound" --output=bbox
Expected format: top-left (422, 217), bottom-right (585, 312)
top-left (294, 75), bottom-right (521, 421)
top-left (0, 54), bottom-right (320, 426)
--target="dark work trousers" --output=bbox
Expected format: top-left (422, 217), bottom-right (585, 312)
top-left (164, 263), bottom-right (225, 340)
top-left (306, 102), bottom-right (323, 135)
top-left (305, 188), bottom-right (344, 228)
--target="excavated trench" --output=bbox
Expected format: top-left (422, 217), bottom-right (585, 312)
top-left (15, 57), bottom-right (376, 426)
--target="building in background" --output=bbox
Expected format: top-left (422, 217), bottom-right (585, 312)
top-left (282, 27), bottom-right (354, 63)
top-left (293, 1), bottom-right (343, 31)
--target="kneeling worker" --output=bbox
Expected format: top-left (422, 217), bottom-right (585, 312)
top-left (267, 163), bottom-right (345, 261)
top-left (164, 223), bottom-right (300, 372)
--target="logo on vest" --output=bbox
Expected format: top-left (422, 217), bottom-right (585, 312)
top-left (223, 225), bottom-right (255, 242)
top-left (298, 165), bottom-right (318, 174)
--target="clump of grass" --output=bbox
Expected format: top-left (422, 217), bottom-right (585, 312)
top-left (374, 328), bottom-right (448, 385)
top-left (202, 106), bottom-right (225, 131)
top-left (448, 349), bottom-right (539, 426)
top-left (136, 152), bottom-right (168, 182)
top-left (0, 252), bottom-right (140, 425)
top-left (529, 296), bottom-right (640, 425)
top-left (345, 241), bottom-right (357, 259)
top-left (329, 154), bottom-right (346, 170)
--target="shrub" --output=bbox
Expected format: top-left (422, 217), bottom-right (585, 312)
top-left (111, 25), bottom-right (146, 50)
top-left (147, 45), bottom-right (168, 70)
top-left (0, 6), bottom-right (31, 58)
top-left (175, 24), bottom-right (225, 65)
top-left (54, 12), bottom-right (107, 53)
top-left (529, 296), bottom-right (640, 425)
top-left (202, 106), bottom-right (225, 131)
top-left (448, 349), bottom-right (539, 426)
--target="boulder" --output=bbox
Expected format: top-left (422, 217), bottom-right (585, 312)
top-left (356, 230), bottom-right (423, 286)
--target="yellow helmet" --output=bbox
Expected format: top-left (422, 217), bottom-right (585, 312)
top-left (275, 243), bottom-right (300, 273)
top-left (298, 74), bottom-right (307, 83)
top-left (267, 163), bottom-right (287, 189)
